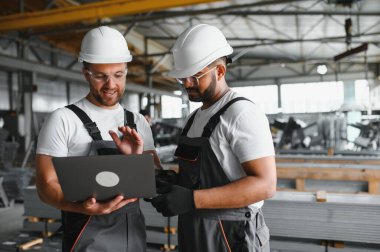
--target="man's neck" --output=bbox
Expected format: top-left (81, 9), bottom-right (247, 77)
top-left (85, 94), bottom-right (119, 110)
top-left (201, 86), bottom-right (230, 110)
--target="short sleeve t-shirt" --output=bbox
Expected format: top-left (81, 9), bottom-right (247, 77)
top-left (37, 98), bottom-right (155, 157)
top-left (185, 90), bottom-right (275, 209)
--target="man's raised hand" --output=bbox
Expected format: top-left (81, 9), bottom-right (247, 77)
top-left (109, 126), bottom-right (144, 154)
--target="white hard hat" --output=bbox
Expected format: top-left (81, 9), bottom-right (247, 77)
top-left (78, 26), bottom-right (132, 64)
top-left (168, 24), bottom-right (233, 78)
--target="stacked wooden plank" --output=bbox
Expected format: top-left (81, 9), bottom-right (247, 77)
top-left (275, 154), bottom-right (380, 194)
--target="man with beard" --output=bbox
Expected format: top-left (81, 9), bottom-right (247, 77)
top-left (36, 26), bottom-right (160, 252)
top-left (149, 24), bottom-right (277, 252)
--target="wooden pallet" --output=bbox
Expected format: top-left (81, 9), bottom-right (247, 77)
top-left (277, 164), bottom-right (380, 194)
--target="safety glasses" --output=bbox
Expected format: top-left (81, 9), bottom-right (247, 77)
top-left (176, 66), bottom-right (217, 85)
top-left (86, 69), bottom-right (128, 83)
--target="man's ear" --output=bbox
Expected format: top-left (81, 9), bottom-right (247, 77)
top-left (82, 68), bottom-right (90, 82)
top-left (216, 64), bottom-right (226, 81)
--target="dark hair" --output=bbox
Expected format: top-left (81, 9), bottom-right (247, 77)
top-left (226, 56), bottom-right (232, 64)
top-left (210, 57), bottom-right (231, 68)
top-left (139, 109), bottom-right (150, 117)
top-left (83, 61), bottom-right (91, 69)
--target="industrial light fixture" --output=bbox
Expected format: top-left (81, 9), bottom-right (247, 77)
top-left (317, 64), bottom-right (328, 75)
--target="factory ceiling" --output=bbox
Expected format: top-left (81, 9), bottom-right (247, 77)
top-left (0, 0), bottom-right (379, 93)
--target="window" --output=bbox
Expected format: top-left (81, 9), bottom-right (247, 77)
top-left (281, 81), bottom-right (344, 113)
top-left (355, 79), bottom-right (370, 109)
top-left (232, 85), bottom-right (278, 114)
top-left (161, 95), bottom-right (182, 118)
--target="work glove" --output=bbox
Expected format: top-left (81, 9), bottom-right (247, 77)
top-left (155, 169), bottom-right (178, 194)
top-left (149, 185), bottom-right (195, 217)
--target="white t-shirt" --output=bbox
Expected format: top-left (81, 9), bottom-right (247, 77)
top-left (37, 98), bottom-right (155, 157)
top-left (186, 90), bottom-right (275, 209)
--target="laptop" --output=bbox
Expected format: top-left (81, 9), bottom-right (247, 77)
top-left (53, 154), bottom-right (156, 202)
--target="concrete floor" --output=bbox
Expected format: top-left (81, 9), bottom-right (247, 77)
top-left (0, 203), bottom-right (23, 242)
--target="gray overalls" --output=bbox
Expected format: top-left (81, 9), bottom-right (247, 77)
top-left (174, 97), bottom-right (270, 252)
top-left (62, 104), bottom-right (146, 252)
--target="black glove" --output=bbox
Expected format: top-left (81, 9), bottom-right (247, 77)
top-left (149, 185), bottom-right (195, 217)
top-left (155, 169), bottom-right (178, 194)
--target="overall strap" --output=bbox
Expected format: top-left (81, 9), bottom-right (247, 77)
top-left (66, 104), bottom-right (103, 141)
top-left (202, 97), bottom-right (251, 138)
top-left (181, 109), bottom-right (199, 136)
top-left (124, 109), bottom-right (137, 131)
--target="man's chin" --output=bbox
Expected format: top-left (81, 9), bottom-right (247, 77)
top-left (188, 98), bottom-right (202, 102)
top-left (103, 99), bottom-right (119, 107)
top-left (187, 94), bottom-right (202, 102)
top-left (96, 97), bottom-right (120, 107)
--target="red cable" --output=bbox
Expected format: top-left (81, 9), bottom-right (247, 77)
top-left (219, 220), bottom-right (232, 252)
top-left (70, 216), bottom-right (93, 252)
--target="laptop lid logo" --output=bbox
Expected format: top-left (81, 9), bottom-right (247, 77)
top-left (95, 171), bottom-right (120, 187)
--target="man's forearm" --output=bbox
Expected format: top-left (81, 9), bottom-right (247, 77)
top-left (36, 180), bottom-right (82, 213)
top-left (193, 176), bottom-right (275, 209)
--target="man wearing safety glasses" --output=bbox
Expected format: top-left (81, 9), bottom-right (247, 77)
top-left (150, 24), bottom-right (277, 252)
top-left (36, 26), bottom-right (161, 252)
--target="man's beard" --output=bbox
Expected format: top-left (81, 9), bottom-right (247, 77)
top-left (186, 73), bottom-right (217, 103)
top-left (91, 87), bottom-right (124, 107)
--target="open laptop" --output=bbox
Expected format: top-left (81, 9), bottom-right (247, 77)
top-left (53, 154), bottom-right (156, 201)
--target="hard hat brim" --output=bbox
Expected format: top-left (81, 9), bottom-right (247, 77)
top-left (78, 53), bottom-right (132, 63)
top-left (168, 46), bottom-right (232, 78)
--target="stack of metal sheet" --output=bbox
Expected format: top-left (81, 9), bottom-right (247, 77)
top-left (276, 154), bottom-right (380, 164)
top-left (0, 139), bottom-right (19, 171)
top-left (23, 186), bottom-right (61, 235)
top-left (263, 192), bottom-right (380, 245)
top-left (140, 200), bottom-right (178, 248)
top-left (270, 238), bottom-right (380, 252)
top-left (277, 162), bottom-right (380, 170)
top-left (1, 167), bottom-right (33, 201)
top-left (278, 149), bottom-right (380, 156)
top-left (23, 186), bottom-right (60, 219)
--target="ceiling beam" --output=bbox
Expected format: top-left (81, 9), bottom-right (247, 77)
top-left (68, 9), bottom-right (380, 27)
top-left (228, 71), bottom-right (374, 87)
top-left (0, 0), bottom-right (221, 32)
top-left (131, 32), bottom-right (380, 59)
top-left (28, 0), bottom-right (307, 36)
top-left (220, 10), bottom-right (380, 16)
top-left (0, 53), bottom-right (83, 81)
top-left (0, 54), bottom-right (179, 97)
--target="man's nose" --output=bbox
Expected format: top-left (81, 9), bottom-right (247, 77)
top-left (104, 75), bottom-right (117, 87)
top-left (183, 78), bottom-right (196, 88)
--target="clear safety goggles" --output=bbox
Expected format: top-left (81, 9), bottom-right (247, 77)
top-left (176, 66), bottom-right (217, 85)
top-left (86, 69), bottom-right (128, 83)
